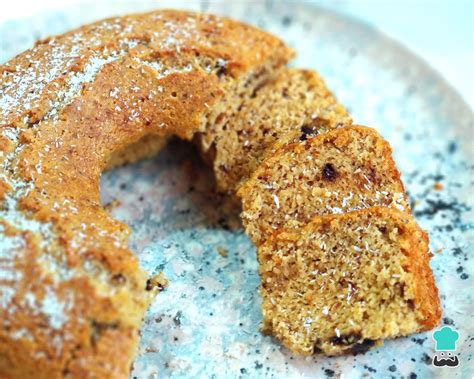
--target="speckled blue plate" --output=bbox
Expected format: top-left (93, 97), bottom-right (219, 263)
top-left (1, 1), bottom-right (473, 378)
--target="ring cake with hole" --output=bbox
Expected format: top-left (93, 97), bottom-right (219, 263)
top-left (0, 10), bottom-right (292, 378)
top-left (0, 9), bottom-right (440, 379)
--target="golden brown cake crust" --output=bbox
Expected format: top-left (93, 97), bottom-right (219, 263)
top-left (0, 10), bottom-right (292, 379)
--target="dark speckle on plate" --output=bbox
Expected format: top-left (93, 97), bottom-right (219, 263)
top-left (324, 368), bottom-right (335, 377)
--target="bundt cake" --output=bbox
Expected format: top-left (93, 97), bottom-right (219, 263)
top-left (258, 207), bottom-right (441, 355)
top-left (238, 126), bottom-right (410, 245)
top-left (0, 10), bottom-right (292, 378)
top-left (0, 8), bottom-right (441, 379)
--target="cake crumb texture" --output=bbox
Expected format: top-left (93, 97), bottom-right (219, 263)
top-left (259, 207), bottom-right (441, 355)
top-left (239, 126), bottom-right (410, 245)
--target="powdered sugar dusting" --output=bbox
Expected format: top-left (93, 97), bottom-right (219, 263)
top-left (0, 30), bottom-right (161, 344)
top-left (1, 37), bottom-right (140, 125)
top-left (40, 286), bottom-right (72, 329)
top-left (0, 232), bottom-right (24, 308)
top-left (45, 51), bottom-right (130, 121)
top-left (0, 122), bottom-right (72, 335)
top-left (1, 42), bottom-right (81, 120)
top-left (135, 58), bottom-right (194, 80)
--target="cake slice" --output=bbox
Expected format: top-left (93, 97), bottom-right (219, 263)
top-left (259, 207), bottom-right (441, 355)
top-left (238, 125), bottom-right (409, 245)
top-left (196, 68), bottom-right (352, 192)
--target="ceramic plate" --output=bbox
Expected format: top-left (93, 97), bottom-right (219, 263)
top-left (1, 1), bottom-right (472, 378)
